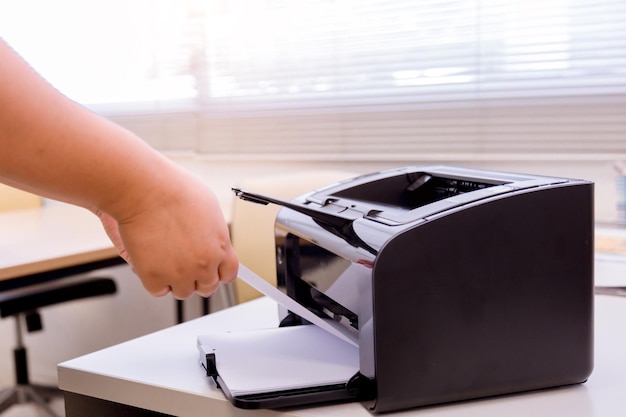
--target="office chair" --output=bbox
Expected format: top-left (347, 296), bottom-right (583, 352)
top-left (0, 276), bottom-right (117, 417)
top-left (0, 185), bottom-right (118, 416)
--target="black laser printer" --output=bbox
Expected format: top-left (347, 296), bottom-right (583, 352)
top-left (198, 165), bottom-right (594, 413)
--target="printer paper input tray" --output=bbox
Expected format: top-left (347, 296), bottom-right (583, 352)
top-left (198, 325), bottom-right (365, 409)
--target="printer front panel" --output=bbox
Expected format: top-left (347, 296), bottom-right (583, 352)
top-left (275, 211), bottom-right (377, 378)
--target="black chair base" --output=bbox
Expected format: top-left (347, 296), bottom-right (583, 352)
top-left (0, 276), bottom-right (117, 417)
top-left (0, 383), bottom-right (62, 417)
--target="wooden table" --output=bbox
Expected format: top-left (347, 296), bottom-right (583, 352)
top-left (0, 203), bottom-right (123, 291)
top-left (0, 202), bottom-right (226, 321)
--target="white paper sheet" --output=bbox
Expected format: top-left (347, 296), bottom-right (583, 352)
top-left (237, 263), bottom-right (359, 347)
top-left (198, 325), bottom-right (359, 395)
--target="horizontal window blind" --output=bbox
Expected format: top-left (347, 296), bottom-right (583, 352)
top-left (2, 0), bottom-right (625, 160)
top-left (202, 0), bottom-right (626, 109)
top-left (196, 0), bottom-right (626, 158)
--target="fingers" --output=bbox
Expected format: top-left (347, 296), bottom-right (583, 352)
top-left (150, 285), bottom-right (172, 298)
top-left (192, 248), bottom-right (239, 298)
top-left (144, 273), bottom-right (216, 300)
top-left (127, 256), bottom-right (236, 300)
top-left (96, 210), bottom-right (133, 265)
top-left (98, 174), bottom-right (240, 301)
top-left (194, 279), bottom-right (221, 299)
top-left (218, 247), bottom-right (239, 284)
top-left (139, 248), bottom-right (239, 300)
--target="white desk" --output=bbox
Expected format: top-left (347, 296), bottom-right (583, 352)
top-left (58, 286), bottom-right (626, 417)
top-left (0, 203), bottom-right (122, 289)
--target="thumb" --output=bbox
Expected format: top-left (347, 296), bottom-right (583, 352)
top-left (96, 210), bottom-right (132, 265)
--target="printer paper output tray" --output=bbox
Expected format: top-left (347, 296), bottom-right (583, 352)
top-left (198, 325), bottom-right (364, 409)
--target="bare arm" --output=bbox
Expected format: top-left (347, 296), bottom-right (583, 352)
top-left (0, 39), bottom-right (238, 299)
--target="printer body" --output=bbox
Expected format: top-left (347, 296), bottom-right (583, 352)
top-left (212, 166), bottom-right (594, 413)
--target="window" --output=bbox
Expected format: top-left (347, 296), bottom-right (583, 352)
top-left (204, 0), bottom-right (626, 108)
top-left (2, 0), bottom-right (625, 159)
top-left (0, 0), bottom-right (198, 111)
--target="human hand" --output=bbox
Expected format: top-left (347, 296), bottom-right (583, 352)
top-left (95, 171), bottom-right (238, 299)
top-left (0, 38), bottom-right (238, 297)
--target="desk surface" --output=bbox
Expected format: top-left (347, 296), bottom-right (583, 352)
top-left (0, 203), bottom-right (118, 281)
top-left (59, 284), bottom-right (626, 417)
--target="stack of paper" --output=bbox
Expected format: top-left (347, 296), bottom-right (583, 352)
top-left (197, 263), bottom-right (360, 396)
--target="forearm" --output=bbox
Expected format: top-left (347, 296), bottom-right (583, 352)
top-left (0, 39), bottom-right (238, 298)
top-left (0, 39), bottom-right (174, 219)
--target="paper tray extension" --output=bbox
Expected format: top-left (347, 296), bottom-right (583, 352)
top-left (198, 325), bottom-right (370, 409)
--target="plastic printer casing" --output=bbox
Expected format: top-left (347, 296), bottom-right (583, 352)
top-left (213, 165), bottom-right (594, 413)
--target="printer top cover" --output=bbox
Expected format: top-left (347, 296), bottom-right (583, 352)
top-left (198, 165), bottom-right (594, 413)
